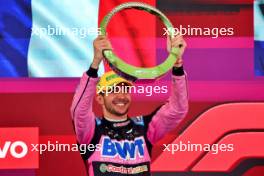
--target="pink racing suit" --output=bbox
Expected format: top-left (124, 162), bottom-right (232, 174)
top-left (71, 68), bottom-right (188, 176)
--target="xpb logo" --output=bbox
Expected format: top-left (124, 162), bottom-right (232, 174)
top-left (0, 128), bottom-right (39, 169)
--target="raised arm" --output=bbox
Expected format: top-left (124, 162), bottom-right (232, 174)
top-left (70, 35), bottom-right (112, 144)
top-left (147, 35), bottom-right (189, 144)
top-left (147, 67), bottom-right (189, 144)
top-left (70, 68), bottom-right (99, 144)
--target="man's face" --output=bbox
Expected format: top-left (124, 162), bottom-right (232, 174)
top-left (99, 86), bottom-right (131, 117)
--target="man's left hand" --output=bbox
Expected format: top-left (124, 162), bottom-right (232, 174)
top-left (167, 35), bottom-right (187, 67)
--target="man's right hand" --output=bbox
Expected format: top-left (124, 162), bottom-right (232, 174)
top-left (91, 35), bottom-right (112, 69)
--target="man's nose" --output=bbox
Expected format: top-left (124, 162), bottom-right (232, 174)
top-left (115, 92), bottom-right (126, 98)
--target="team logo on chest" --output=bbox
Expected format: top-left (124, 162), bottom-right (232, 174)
top-left (101, 136), bottom-right (145, 160)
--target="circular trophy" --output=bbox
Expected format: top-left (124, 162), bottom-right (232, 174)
top-left (100, 2), bottom-right (179, 81)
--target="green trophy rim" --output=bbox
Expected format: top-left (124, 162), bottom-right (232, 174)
top-left (100, 2), bottom-right (179, 80)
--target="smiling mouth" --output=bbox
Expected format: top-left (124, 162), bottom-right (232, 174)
top-left (115, 103), bottom-right (125, 106)
top-left (113, 100), bottom-right (129, 107)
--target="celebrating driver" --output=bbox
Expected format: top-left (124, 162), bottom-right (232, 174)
top-left (71, 35), bottom-right (188, 176)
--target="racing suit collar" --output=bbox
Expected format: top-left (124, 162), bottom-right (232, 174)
top-left (102, 117), bottom-right (131, 129)
top-left (104, 116), bottom-right (127, 122)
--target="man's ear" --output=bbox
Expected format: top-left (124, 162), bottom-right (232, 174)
top-left (96, 95), bottom-right (104, 105)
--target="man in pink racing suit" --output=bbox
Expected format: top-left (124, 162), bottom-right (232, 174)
top-left (71, 35), bottom-right (188, 176)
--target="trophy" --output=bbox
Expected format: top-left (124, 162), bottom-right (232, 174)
top-left (100, 2), bottom-right (179, 81)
